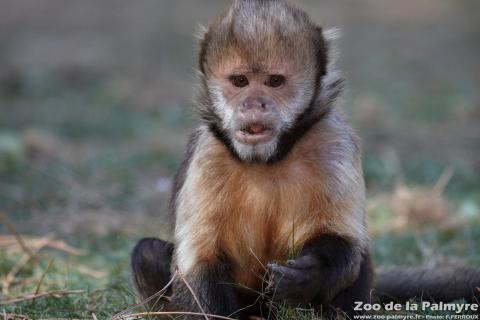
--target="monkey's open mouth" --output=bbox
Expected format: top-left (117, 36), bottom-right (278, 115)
top-left (235, 123), bottom-right (274, 145)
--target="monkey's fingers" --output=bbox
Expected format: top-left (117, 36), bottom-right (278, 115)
top-left (266, 263), bottom-right (305, 294)
top-left (267, 263), bottom-right (300, 280)
top-left (285, 255), bottom-right (319, 270)
top-left (266, 268), bottom-right (310, 304)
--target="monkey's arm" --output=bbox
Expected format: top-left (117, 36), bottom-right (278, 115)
top-left (267, 234), bottom-right (361, 306)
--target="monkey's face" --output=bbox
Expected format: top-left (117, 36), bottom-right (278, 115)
top-left (207, 59), bottom-right (317, 162)
top-left (198, 0), bottom-right (328, 162)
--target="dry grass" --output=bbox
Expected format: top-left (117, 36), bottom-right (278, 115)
top-left (0, 216), bottom-right (84, 301)
top-left (367, 169), bottom-right (474, 235)
top-left (0, 214), bottom-right (126, 319)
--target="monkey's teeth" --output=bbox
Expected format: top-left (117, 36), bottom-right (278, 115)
top-left (242, 124), bottom-right (268, 135)
top-left (235, 127), bottom-right (273, 145)
top-left (249, 124), bottom-right (265, 134)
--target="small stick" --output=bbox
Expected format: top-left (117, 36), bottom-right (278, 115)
top-left (433, 167), bottom-right (453, 194)
top-left (248, 248), bottom-right (268, 273)
top-left (0, 236), bottom-right (87, 256)
top-left (2, 235), bottom-right (53, 294)
top-left (1, 313), bottom-right (29, 320)
top-left (111, 271), bottom-right (178, 319)
top-left (2, 253), bottom-right (30, 296)
top-left (0, 289), bottom-right (85, 305)
top-left (228, 294), bottom-right (263, 319)
top-left (34, 257), bottom-right (54, 295)
top-left (0, 214), bottom-right (35, 260)
top-left (178, 270), bottom-right (209, 320)
top-left (111, 311), bottom-right (235, 320)
top-left (47, 240), bottom-right (87, 256)
top-left (77, 265), bottom-right (106, 279)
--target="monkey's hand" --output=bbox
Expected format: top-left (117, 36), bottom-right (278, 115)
top-left (266, 255), bottom-right (322, 305)
top-left (266, 235), bottom-right (362, 306)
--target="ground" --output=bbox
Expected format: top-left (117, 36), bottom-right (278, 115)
top-left (0, 0), bottom-right (479, 319)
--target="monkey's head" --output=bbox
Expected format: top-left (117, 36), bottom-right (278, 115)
top-left (197, 0), bottom-right (337, 163)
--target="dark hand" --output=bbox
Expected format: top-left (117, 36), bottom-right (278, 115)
top-left (266, 255), bottom-right (322, 305)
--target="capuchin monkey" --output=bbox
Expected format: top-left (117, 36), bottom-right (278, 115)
top-left (131, 0), bottom-right (480, 318)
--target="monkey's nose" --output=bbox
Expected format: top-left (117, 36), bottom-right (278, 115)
top-left (241, 96), bottom-right (268, 112)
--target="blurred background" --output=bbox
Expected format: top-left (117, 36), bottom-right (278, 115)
top-left (0, 0), bottom-right (479, 318)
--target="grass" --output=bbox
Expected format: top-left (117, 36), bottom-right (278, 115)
top-left (2, 219), bottom-right (480, 319)
top-left (0, 231), bottom-right (136, 319)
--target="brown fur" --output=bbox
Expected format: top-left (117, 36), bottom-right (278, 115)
top-left (174, 108), bottom-right (367, 291)
top-left (151, 1), bottom-right (371, 317)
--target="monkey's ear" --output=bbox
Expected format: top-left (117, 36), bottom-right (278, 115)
top-left (196, 24), bottom-right (211, 75)
top-left (322, 27), bottom-right (342, 72)
top-left (323, 27), bottom-right (342, 52)
top-left (317, 27), bottom-right (345, 108)
top-left (195, 24), bottom-right (208, 42)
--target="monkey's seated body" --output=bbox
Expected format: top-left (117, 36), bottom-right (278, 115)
top-left (131, 1), bottom-right (480, 319)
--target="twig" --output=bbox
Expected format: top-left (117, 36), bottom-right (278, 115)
top-left (113, 271), bottom-right (244, 320)
top-left (77, 265), bottom-right (106, 279)
top-left (2, 234), bottom-right (53, 295)
top-left (433, 167), bottom-right (453, 194)
top-left (0, 236), bottom-right (86, 256)
top-left (111, 271), bottom-right (178, 319)
top-left (221, 282), bottom-right (264, 297)
top-left (1, 312), bottom-right (29, 320)
top-left (47, 240), bottom-right (87, 256)
top-left (111, 311), bottom-right (235, 320)
top-left (247, 248), bottom-right (271, 296)
top-left (32, 318), bottom-right (79, 320)
top-left (34, 257), bottom-right (54, 295)
top-left (248, 248), bottom-right (268, 273)
top-left (2, 254), bottom-right (30, 295)
top-left (228, 293), bottom-right (263, 319)
top-left (92, 313), bottom-right (98, 320)
top-left (0, 289), bottom-right (85, 305)
top-left (0, 214), bottom-right (35, 259)
top-left (178, 270), bottom-right (209, 320)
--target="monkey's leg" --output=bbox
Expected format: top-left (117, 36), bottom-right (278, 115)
top-left (170, 259), bottom-right (242, 319)
top-left (267, 235), bottom-right (368, 311)
top-left (131, 238), bottom-right (174, 307)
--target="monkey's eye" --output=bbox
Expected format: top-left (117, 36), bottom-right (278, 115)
top-left (229, 75), bottom-right (249, 88)
top-left (266, 75), bottom-right (286, 88)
